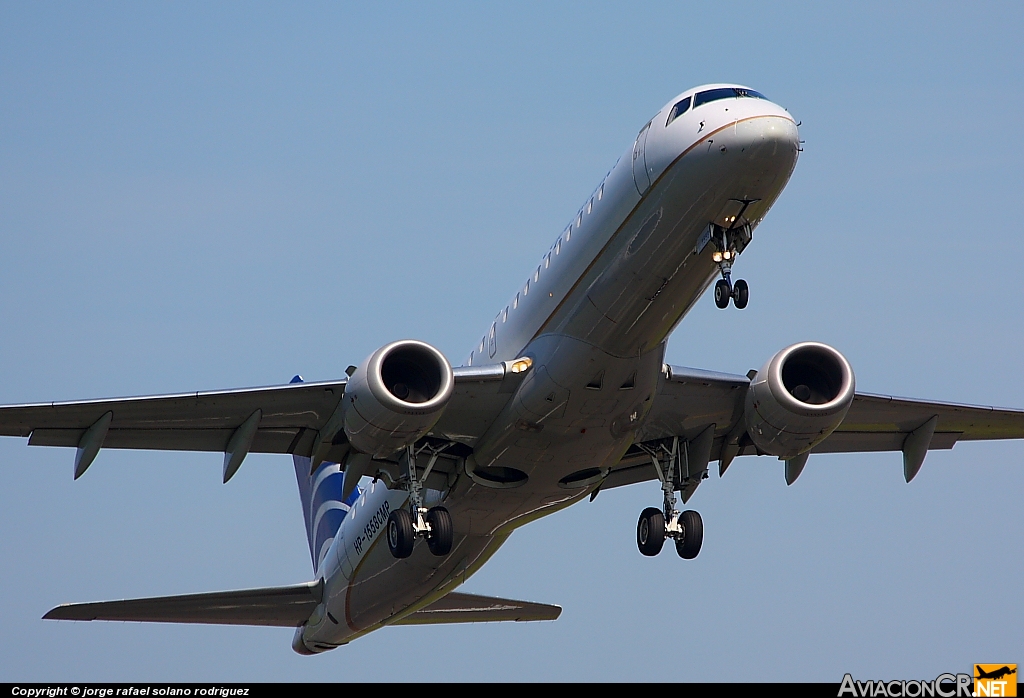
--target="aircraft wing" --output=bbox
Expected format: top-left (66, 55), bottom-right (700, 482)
top-left (43, 581), bottom-right (323, 627)
top-left (603, 364), bottom-right (1024, 492)
top-left (391, 592), bottom-right (562, 625)
top-left (0, 380), bottom-right (348, 456)
top-left (0, 364), bottom-right (522, 474)
top-left (44, 583), bottom-right (559, 627)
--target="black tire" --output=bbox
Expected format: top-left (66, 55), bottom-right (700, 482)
top-left (387, 509), bottom-right (415, 559)
top-left (425, 506), bottom-right (453, 556)
top-left (714, 279), bottom-right (731, 309)
top-left (675, 510), bottom-right (703, 559)
top-left (733, 279), bottom-right (749, 309)
top-left (637, 507), bottom-right (665, 556)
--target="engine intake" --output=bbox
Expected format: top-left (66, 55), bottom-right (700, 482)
top-left (343, 340), bottom-right (454, 457)
top-left (743, 342), bottom-right (855, 459)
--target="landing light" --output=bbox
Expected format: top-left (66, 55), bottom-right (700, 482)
top-left (509, 358), bottom-right (533, 374)
top-left (723, 250), bottom-right (732, 260)
top-left (712, 251), bottom-right (723, 262)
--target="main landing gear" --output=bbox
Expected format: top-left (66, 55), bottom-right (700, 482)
top-left (635, 437), bottom-right (704, 559)
top-left (386, 444), bottom-right (454, 559)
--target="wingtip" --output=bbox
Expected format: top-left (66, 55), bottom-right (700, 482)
top-left (43, 604), bottom-right (89, 621)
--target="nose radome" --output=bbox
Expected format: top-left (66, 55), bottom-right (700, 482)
top-left (732, 115), bottom-right (800, 153)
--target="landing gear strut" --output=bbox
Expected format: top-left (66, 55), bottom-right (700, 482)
top-left (634, 437), bottom-right (704, 559)
top-left (386, 444), bottom-right (454, 559)
top-left (709, 202), bottom-right (756, 310)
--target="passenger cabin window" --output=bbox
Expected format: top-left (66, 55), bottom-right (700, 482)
top-left (693, 87), bottom-right (767, 110)
top-left (666, 96), bottom-right (692, 125)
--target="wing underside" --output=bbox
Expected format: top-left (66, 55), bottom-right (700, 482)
top-left (3, 362), bottom-right (1022, 487)
top-left (43, 584), bottom-right (560, 627)
top-left (43, 581), bottom-right (324, 627)
top-left (0, 364), bottom-right (521, 469)
top-left (390, 592), bottom-right (561, 625)
top-left (603, 365), bottom-right (1024, 491)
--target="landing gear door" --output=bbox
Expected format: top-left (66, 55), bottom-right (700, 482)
top-left (632, 122), bottom-right (652, 196)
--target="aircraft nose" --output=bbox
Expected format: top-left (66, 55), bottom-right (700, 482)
top-left (729, 114), bottom-right (800, 158)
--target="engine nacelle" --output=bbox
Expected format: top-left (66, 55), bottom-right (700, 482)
top-left (743, 342), bottom-right (855, 459)
top-left (342, 339), bottom-right (454, 458)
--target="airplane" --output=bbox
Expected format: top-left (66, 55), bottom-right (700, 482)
top-left (976, 667), bottom-right (1016, 681)
top-left (4, 83), bottom-right (1024, 654)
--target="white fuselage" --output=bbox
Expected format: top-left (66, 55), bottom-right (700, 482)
top-left (300, 85), bottom-right (800, 650)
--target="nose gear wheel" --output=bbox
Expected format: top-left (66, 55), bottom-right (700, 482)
top-left (732, 279), bottom-right (749, 309)
top-left (714, 279), bottom-right (732, 309)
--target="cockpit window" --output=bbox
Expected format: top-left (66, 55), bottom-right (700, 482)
top-left (666, 96), bottom-right (691, 126)
top-left (693, 87), bottom-right (767, 109)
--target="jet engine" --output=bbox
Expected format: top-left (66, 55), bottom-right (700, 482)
top-left (743, 342), bottom-right (855, 459)
top-left (342, 339), bottom-right (455, 458)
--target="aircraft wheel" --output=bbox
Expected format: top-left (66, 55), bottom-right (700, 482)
top-left (425, 506), bottom-right (453, 556)
top-left (675, 510), bottom-right (703, 559)
top-left (637, 507), bottom-right (665, 556)
top-left (387, 509), bottom-right (415, 559)
top-left (714, 279), bottom-right (731, 309)
top-left (733, 279), bottom-right (749, 309)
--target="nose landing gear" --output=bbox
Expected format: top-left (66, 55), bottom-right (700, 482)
top-left (712, 234), bottom-right (749, 310)
top-left (708, 201), bottom-right (756, 310)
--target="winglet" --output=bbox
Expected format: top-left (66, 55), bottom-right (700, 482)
top-left (902, 415), bottom-right (938, 483)
top-left (223, 409), bottom-right (262, 483)
top-left (74, 411), bottom-right (113, 480)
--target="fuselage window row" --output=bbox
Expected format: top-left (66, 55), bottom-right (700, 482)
top-left (488, 171), bottom-right (604, 363)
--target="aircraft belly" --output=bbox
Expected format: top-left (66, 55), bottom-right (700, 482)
top-left (470, 335), bottom-right (664, 504)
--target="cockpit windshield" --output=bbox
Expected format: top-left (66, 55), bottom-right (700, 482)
top-left (665, 96), bottom-right (692, 126)
top-left (692, 87), bottom-right (767, 110)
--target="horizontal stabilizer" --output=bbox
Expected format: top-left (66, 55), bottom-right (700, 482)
top-left (392, 591), bottom-right (561, 625)
top-left (43, 580), bottom-right (322, 627)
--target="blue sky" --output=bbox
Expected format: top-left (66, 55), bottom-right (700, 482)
top-left (1, 1), bottom-right (1022, 682)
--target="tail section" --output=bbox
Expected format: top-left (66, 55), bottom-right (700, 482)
top-left (290, 376), bottom-right (359, 574)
